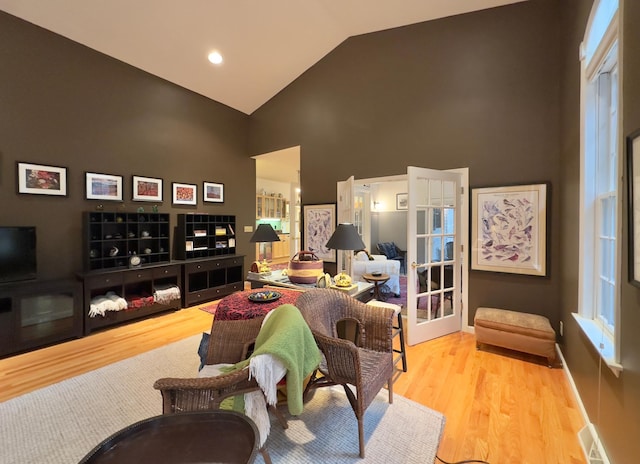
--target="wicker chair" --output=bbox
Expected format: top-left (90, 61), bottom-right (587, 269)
top-left (295, 288), bottom-right (396, 458)
top-left (153, 316), bottom-right (281, 464)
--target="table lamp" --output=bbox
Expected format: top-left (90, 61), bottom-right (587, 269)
top-left (249, 224), bottom-right (281, 274)
top-left (326, 223), bottom-right (365, 286)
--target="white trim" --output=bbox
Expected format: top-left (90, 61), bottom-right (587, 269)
top-left (578, 0), bottom-right (622, 368)
top-left (557, 344), bottom-right (612, 464)
top-left (571, 313), bottom-right (622, 375)
top-left (353, 167), bottom-right (472, 333)
top-left (585, 10), bottom-right (619, 79)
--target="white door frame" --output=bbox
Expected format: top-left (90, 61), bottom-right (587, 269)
top-left (338, 169), bottom-right (471, 335)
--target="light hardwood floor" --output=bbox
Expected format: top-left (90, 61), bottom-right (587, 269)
top-left (0, 302), bottom-right (586, 464)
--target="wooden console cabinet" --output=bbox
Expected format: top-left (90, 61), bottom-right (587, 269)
top-left (80, 262), bottom-right (182, 335)
top-left (0, 279), bottom-right (83, 358)
top-left (181, 256), bottom-right (244, 307)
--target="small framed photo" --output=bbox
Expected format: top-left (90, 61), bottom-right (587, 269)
top-left (203, 182), bottom-right (224, 203)
top-left (172, 182), bottom-right (197, 205)
top-left (132, 175), bottom-right (163, 202)
top-left (85, 172), bottom-right (123, 201)
top-left (396, 193), bottom-right (408, 210)
top-left (17, 162), bottom-right (68, 196)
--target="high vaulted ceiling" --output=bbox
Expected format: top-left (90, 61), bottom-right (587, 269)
top-left (0, 0), bottom-right (525, 115)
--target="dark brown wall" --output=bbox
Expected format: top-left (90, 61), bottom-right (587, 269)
top-left (249, 0), bottom-right (563, 327)
top-left (619, 5), bottom-right (640, 458)
top-left (6, 1), bottom-right (640, 461)
top-left (558, 1), bottom-right (640, 463)
top-left (0, 12), bottom-right (256, 280)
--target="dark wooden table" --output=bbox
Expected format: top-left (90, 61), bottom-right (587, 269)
top-left (362, 273), bottom-right (390, 301)
top-left (79, 410), bottom-right (258, 464)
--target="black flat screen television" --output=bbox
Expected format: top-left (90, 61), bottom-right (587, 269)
top-left (0, 226), bottom-right (37, 284)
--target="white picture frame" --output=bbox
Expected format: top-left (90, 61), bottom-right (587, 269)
top-left (471, 183), bottom-right (548, 276)
top-left (303, 203), bottom-right (337, 263)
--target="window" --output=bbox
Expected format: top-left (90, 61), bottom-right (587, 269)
top-left (575, 0), bottom-right (622, 374)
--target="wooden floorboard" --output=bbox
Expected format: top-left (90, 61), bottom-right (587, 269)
top-left (0, 301), bottom-right (586, 464)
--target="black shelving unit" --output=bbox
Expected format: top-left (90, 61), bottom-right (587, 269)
top-left (80, 263), bottom-right (182, 335)
top-left (83, 212), bottom-right (171, 271)
top-left (181, 256), bottom-right (244, 307)
top-left (174, 214), bottom-right (236, 260)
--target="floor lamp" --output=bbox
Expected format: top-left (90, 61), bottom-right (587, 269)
top-left (249, 224), bottom-right (281, 274)
top-left (326, 223), bottom-right (365, 286)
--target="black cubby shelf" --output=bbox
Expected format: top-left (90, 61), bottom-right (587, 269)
top-left (83, 211), bottom-right (171, 271)
top-left (175, 213), bottom-right (236, 260)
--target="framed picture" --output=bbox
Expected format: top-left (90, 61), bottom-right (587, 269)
top-left (396, 193), bottom-right (408, 210)
top-left (132, 175), bottom-right (163, 202)
top-left (85, 172), bottom-right (123, 201)
top-left (303, 203), bottom-right (336, 263)
top-left (471, 183), bottom-right (548, 276)
top-left (172, 182), bottom-right (197, 206)
top-left (17, 162), bottom-right (68, 196)
top-left (628, 130), bottom-right (640, 286)
top-left (203, 182), bottom-right (224, 203)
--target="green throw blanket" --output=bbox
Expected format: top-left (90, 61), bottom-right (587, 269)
top-left (232, 303), bottom-right (321, 415)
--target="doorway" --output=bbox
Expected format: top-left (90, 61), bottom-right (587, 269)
top-left (253, 147), bottom-right (301, 264)
top-left (338, 167), bottom-right (470, 345)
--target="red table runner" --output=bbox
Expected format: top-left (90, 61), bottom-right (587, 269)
top-left (215, 288), bottom-right (302, 321)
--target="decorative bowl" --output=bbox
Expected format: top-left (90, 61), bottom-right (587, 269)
top-left (248, 290), bottom-right (281, 303)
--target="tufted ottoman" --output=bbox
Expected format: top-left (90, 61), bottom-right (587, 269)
top-left (474, 307), bottom-right (557, 367)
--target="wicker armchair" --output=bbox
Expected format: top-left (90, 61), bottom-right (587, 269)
top-left (295, 288), bottom-right (396, 458)
top-left (153, 316), bottom-right (280, 464)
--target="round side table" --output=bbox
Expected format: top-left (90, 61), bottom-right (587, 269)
top-left (79, 410), bottom-right (259, 463)
top-left (362, 273), bottom-right (390, 301)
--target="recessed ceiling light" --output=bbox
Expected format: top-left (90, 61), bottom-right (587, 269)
top-left (208, 51), bottom-right (223, 65)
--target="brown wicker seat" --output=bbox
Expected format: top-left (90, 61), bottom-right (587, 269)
top-left (295, 288), bottom-right (395, 458)
top-left (153, 316), bottom-right (281, 464)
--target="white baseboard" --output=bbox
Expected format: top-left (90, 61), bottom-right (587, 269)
top-left (556, 344), bottom-right (611, 464)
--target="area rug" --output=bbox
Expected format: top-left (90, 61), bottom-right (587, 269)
top-left (0, 336), bottom-right (445, 464)
top-left (199, 301), bottom-right (218, 314)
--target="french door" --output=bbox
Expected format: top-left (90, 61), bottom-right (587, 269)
top-left (337, 167), bottom-right (468, 345)
top-left (406, 166), bottom-right (462, 344)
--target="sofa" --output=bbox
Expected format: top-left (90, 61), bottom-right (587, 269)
top-left (351, 250), bottom-right (401, 296)
top-left (376, 242), bottom-right (406, 274)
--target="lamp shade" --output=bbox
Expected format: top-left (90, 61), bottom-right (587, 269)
top-left (250, 224), bottom-right (281, 243)
top-left (325, 223), bottom-right (365, 251)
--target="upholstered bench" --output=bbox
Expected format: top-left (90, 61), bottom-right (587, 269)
top-left (474, 307), bottom-right (557, 367)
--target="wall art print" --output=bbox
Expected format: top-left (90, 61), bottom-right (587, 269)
top-left (396, 193), bottom-right (408, 210)
top-left (17, 162), bottom-right (68, 196)
top-left (172, 182), bottom-right (197, 206)
top-left (132, 175), bottom-right (163, 202)
top-left (471, 183), bottom-right (548, 276)
top-left (303, 203), bottom-right (336, 263)
top-left (85, 172), bottom-right (123, 201)
top-left (627, 129), bottom-right (640, 286)
top-left (203, 182), bottom-right (224, 203)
